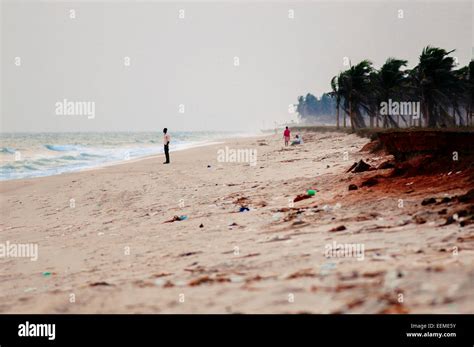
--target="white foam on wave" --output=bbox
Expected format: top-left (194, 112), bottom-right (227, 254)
top-left (0, 131), bottom-right (259, 181)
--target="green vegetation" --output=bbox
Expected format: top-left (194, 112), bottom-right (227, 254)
top-left (296, 46), bottom-right (473, 130)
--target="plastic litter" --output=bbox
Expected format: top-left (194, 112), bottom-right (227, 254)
top-left (164, 215), bottom-right (188, 223)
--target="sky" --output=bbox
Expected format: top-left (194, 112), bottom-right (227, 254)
top-left (1, 0), bottom-right (472, 132)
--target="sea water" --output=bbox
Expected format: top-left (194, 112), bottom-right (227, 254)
top-left (0, 131), bottom-right (255, 181)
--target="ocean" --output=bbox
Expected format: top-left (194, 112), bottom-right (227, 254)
top-left (0, 131), bottom-right (256, 181)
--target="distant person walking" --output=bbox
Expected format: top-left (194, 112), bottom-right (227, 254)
top-left (283, 126), bottom-right (291, 146)
top-left (163, 128), bottom-right (171, 164)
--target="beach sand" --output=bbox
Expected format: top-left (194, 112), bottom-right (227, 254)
top-left (1, 131), bottom-right (473, 313)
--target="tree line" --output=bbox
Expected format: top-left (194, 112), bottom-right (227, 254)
top-left (295, 46), bottom-right (473, 130)
top-left (296, 93), bottom-right (336, 123)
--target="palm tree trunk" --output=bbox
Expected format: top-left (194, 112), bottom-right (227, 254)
top-left (421, 101), bottom-right (427, 127)
top-left (427, 105), bottom-right (435, 128)
top-left (349, 98), bottom-right (354, 130)
top-left (336, 103), bottom-right (340, 129)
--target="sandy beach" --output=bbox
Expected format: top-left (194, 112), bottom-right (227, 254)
top-left (1, 130), bottom-right (473, 313)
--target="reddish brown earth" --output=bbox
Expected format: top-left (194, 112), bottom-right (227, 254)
top-left (345, 130), bottom-right (474, 227)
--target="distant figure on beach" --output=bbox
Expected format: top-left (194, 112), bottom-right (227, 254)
top-left (291, 134), bottom-right (303, 146)
top-left (163, 128), bottom-right (170, 164)
top-left (283, 126), bottom-right (291, 146)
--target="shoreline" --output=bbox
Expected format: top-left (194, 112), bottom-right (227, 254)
top-left (0, 133), bottom-right (269, 183)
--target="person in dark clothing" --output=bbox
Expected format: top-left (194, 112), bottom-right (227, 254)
top-left (163, 128), bottom-right (170, 164)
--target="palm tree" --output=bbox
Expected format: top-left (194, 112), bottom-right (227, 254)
top-left (330, 74), bottom-right (342, 129)
top-left (410, 46), bottom-right (459, 127)
top-left (338, 60), bottom-right (373, 130)
top-left (377, 58), bottom-right (409, 128)
top-left (452, 65), bottom-right (469, 126)
top-left (366, 70), bottom-right (382, 128)
top-left (456, 60), bottom-right (474, 126)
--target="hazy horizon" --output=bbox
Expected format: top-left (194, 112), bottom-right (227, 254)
top-left (1, 0), bottom-right (472, 133)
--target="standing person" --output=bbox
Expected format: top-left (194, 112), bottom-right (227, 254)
top-left (163, 128), bottom-right (171, 164)
top-left (283, 126), bottom-right (291, 146)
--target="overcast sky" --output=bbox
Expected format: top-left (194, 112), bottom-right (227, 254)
top-left (1, 0), bottom-right (472, 132)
